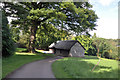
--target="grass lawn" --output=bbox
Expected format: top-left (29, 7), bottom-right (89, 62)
top-left (16, 48), bottom-right (27, 52)
top-left (2, 48), bottom-right (54, 78)
top-left (52, 55), bottom-right (119, 79)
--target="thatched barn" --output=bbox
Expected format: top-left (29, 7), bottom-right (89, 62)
top-left (49, 40), bottom-right (85, 57)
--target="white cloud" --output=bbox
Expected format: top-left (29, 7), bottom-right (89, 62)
top-left (98, 0), bottom-right (115, 6)
top-left (90, 17), bottom-right (118, 39)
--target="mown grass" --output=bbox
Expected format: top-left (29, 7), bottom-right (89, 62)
top-left (52, 55), bottom-right (118, 79)
top-left (2, 48), bottom-right (54, 78)
top-left (16, 48), bottom-right (27, 52)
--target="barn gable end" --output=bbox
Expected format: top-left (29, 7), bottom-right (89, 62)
top-left (69, 42), bottom-right (85, 57)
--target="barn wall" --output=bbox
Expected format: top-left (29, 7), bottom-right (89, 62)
top-left (55, 49), bottom-right (69, 56)
top-left (60, 50), bottom-right (69, 57)
top-left (69, 42), bottom-right (85, 57)
top-left (56, 49), bottom-right (61, 55)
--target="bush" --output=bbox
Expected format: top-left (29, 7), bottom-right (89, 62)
top-left (2, 10), bottom-right (16, 57)
top-left (15, 43), bottom-right (26, 48)
top-left (103, 52), bottom-right (110, 59)
top-left (17, 34), bottom-right (29, 48)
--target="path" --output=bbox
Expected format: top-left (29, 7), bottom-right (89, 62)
top-left (5, 56), bottom-right (63, 79)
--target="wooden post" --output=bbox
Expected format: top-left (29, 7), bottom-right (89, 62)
top-left (91, 58), bottom-right (101, 72)
top-left (91, 48), bottom-right (102, 72)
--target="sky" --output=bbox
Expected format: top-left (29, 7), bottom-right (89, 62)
top-left (89, 0), bottom-right (119, 39)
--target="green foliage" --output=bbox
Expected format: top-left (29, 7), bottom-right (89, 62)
top-left (36, 23), bottom-right (70, 49)
top-left (106, 39), bottom-right (118, 59)
top-left (59, 2), bottom-right (98, 36)
top-left (52, 56), bottom-right (118, 78)
top-left (72, 35), bottom-right (97, 56)
top-left (2, 10), bottom-right (16, 57)
top-left (10, 27), bottom-right (20, 42)
top-left (72, 34), bottom-right (118, 60)
top-left (93, 37), bottom-right (118, 59)
top-left (3, 2), bottom-right (98, 52)
top-left (118, 47), bottom-right (120, 60)
top-left (98, 39), bottom-right (110, 55)
top-left (17, 33), bottom-right (29, 48)
top-left (16, 48), bottom-right (27, 52)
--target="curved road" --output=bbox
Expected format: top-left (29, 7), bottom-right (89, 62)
top-left (6, 56), bottom-right (63, 79)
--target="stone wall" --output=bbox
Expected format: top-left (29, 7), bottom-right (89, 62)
top-left (55, 49), bottom-right (69, 57)
top-left (69, 42), bottom-right (85, 57)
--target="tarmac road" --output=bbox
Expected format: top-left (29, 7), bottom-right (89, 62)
top-left (5, 56), bottom-right (63, 79)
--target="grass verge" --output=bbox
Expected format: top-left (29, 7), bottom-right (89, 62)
top-left (52, 55), bottom-right (118, 79)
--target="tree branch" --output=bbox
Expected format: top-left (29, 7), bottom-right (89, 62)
top-left (37, 16), bottom-right (50, 25)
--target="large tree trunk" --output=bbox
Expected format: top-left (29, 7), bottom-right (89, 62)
top-left (28, 25), bottom-right (37, 53)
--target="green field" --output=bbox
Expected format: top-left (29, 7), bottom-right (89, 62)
top-left (52, 55), bottom-right (119, 78)
top-left (2, 48), bottom-right (54, 78)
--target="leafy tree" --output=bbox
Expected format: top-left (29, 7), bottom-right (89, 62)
top-left (17, 33), bottom-right (29, 48)
top-left (3, 2), bottom-right (98, 53)
top-left (92, 37), bottom-right (111, 58)
top-left (92, 33), bottom-right (97, 39)
top-left (36, 23), bottom-right (70, 50)
top-left (2, 10), bottom-right (15, 57)
top-left (106, 39), bottom-right (118, 59)
top-left (11, 27), bottom-right (20, 42)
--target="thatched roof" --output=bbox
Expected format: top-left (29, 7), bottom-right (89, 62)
top-left (49, 40), bottom-right (85, 50)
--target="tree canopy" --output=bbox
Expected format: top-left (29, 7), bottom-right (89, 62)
top-left (2, 2), bottom-right (98, 53)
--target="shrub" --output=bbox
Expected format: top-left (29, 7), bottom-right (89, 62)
top-left (17, 34), bottom-right (29, 48)
top-left (103, 52), bottom-right (110, 59)
top-left (2, 10), bottom-right (16, 57)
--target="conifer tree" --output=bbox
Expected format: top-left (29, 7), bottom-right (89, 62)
top-left (2, 10), bottom-right (15, 57)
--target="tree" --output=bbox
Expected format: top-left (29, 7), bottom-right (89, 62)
top-left (36, 23), bottom-right (70, 50)
top-left (92, 33), bottom-right (97, 39)
top-left (2, 2), bottom-right (98, 53)
top-left (92, 38), bottom-right (111, 58)
top-left (2, 10), bottom-right (15, 57)
top-left (17, 33), bottom-right (29, 48)
top-left (10, 27), bottom-right (20, 42)
top-left (91, 38), bottom-right (110, 71)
